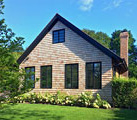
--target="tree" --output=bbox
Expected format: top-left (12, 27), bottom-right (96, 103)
top-left (83, 29), bottom-right (111, 48)
top-left (83, 29), bottom-right (137, 79)
top-left (0, 0), bottom-right (34, 107)
top-left (110, 29), bottom-right (137, 78)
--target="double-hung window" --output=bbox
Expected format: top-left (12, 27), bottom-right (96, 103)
top-left (25, 67), bottom-right (35, 88)
top-left (53, 29), bottom-right (65, 43)
top-left (40, 65), bottom-right (52, 88)
top-left (65, 64), bottom-right (78, 89)
top-left (86, 62), bottom-right (101, 89)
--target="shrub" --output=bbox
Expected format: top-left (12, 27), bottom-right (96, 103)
top-left (64, 95), bottom-right (77, 106)
top-left (49, 91), bottom-right (66, 105)
top-left (112, 77), bottom-right (137, 108)
top-left (43, 92), bottom-right (51, 104)
top-left (76, 91), bottom-right (94, 107)
top-left (10, 91), bottom-right (111, 109)
top-left (93, 94), bottom-right (111, 109)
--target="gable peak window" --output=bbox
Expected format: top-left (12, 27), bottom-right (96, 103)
top-left (53, 29), bottom-right (65, 43)
top-left (86, 62), bottom-right (102, 89)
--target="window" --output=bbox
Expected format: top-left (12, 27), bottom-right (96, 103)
top-left (25, 67), bottom-right (35, 88)
top-left (40, 65), bottom-right (52, 88)
top-left (65, 64), bottom-right (78, 89)
top-left (86, 62), bottom-right (101, 89)
top-left (53, 29), bottom-right (65, 43)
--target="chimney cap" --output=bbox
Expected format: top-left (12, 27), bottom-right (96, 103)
top-left (120, 32), bottom-right (129, 38)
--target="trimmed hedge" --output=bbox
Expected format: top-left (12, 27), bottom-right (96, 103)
top-left (112, 77), bottom-right (137, 108)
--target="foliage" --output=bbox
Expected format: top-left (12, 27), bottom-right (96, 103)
top-left (49, 91), bottom-right (67, 105)
top-left (93, 94), bottom-right (111, 109)
top-left (131, 88), bottom-right (137, 108)
top-left (0, 0), bottom-right (4, 14)
top-left (0, 0), bottom-right (34, 107)
top-left (82, 29), bottom-right (111, 48)
top-left (112, 77), bottom-right (137, 108)
top-left (64, 95), bottom-right (77, 106)
top-left (10, 91), bottom-right (111, 109)
top-left (83, 29), bottom-right (137, 79)
top-left (76, 91), bottom-right (94, 107)
top-left (110, 29), bottom-right (137, 78)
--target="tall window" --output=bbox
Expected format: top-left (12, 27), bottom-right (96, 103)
top-left (86, 62), bottom-right (101, 89)
top-left (65, 64), bottom-right (78, 89)
top-left (40, 65), bottom-right (52, 88)
top-left (25, 67), bottom-right (35, 88)
top-left (53, 29), bottom-right (65, 43)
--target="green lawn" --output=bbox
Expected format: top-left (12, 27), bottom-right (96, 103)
top-left (0, 104), bottom-right (137, 120)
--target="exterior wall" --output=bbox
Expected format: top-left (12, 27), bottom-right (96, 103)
top-left (20, 21), bottom-right (112, 102)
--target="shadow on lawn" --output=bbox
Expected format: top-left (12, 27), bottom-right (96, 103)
top-left (0, 104), bottom-right (63, 120)
top-left (1, 104), bottom-right (137, 120)
top-left (108, 108), bottom-right (137, 120)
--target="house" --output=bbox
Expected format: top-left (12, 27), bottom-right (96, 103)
top-left (17, 14), bottom-right (128, 102)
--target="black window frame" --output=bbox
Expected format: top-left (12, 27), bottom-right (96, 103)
top-left (25, 66), bottom-right (35, 88)
top-left (86, 62), bottom-right (102, 89)
top-left (65, 63), bottom-right (79, 89)
top-left (40, 65), bottom-right (52, 89)
top-left (52, 29), bottom-right (65, 44)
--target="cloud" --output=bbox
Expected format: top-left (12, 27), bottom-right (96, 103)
top-left (80, 0), bottom-right (94, 11)
top-left (103, 0), bottom-right (123, 11)
top-left (113, 0), bottom-right (123, 7)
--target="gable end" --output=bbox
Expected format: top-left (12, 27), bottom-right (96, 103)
top-left (17, 13), bottom-right (127, 72)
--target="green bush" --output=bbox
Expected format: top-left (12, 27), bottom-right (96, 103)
top-left (49, 91), bottom-right (66, 105)
top-left (11, 91), bottom-right (111, 109)
top-left (76, 91), bottom-right (94, 107)
top-left (64, 95), bottom-right (77, 106)
top-left (131, 88), bottom-right (137, 108)
top-left (93, 94), bottom-right (111, 109)
top-left (43, 92), bottom-right (51, 104)
top-left (112, 77), bottom-right (137, 108)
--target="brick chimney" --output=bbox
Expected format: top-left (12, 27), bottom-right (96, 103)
top-left (120, 32), bottom-right (129, 77)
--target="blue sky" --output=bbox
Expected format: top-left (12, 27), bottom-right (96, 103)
top-left (3, 0), bottom-right (137, 49)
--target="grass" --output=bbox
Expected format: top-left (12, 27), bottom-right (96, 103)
top-left (0, 104), bottom-right (137, 120)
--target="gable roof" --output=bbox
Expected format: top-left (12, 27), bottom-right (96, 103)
top-left (17, 13), bottom-right (127, 72)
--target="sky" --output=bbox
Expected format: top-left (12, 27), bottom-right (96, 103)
top-left (3, 0), bottom-right (137, 49)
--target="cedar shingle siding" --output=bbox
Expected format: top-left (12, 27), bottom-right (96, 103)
top-left (20, 21), bottom-right (112, 102)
